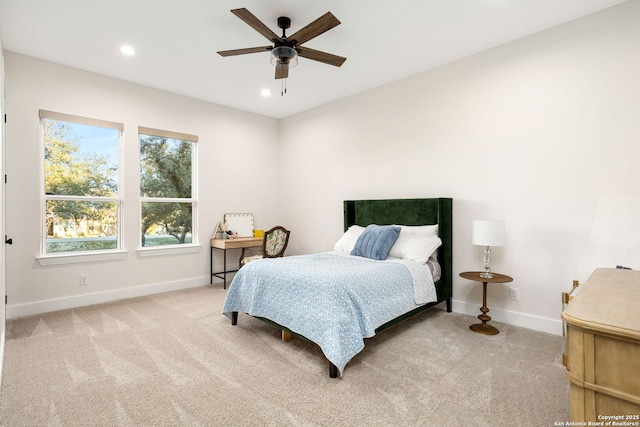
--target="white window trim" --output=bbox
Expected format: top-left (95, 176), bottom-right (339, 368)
top-left (39, 110), bottom-right (125, 263)
top-left (136, 244), bottom-right (201, 257)
top-left (37, 250), bottom-right (128, 266)
top-left (138, 126), bottom-right (197, 142)
top-left (39, 110), bottom-right (124, 131)
top-left (137, 127), bottom-right (198, 255)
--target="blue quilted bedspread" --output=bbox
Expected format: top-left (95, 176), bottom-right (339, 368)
top-left (222, 251), bottom-right (437, 375)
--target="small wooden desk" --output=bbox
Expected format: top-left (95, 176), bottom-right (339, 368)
top-left (210, 237), bottom-right (262, 288)
top-left (460, 271), bottom-right (513, 335)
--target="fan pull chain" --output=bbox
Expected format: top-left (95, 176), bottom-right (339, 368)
top-left (281, 78), bottom-right (287, 96)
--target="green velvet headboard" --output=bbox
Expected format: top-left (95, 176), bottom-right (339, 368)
top-left (343, 198), bottom-right (453, 304)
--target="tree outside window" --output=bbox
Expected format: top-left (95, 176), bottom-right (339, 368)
top-left (42, 112), bottom-right (121, 254)
top-left (139, 130), bottom-right (196, 247)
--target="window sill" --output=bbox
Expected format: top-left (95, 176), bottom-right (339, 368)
top-left (136, 244), bottom-right (201, 257)
top-left (37, 250), bottom-right (129, 266)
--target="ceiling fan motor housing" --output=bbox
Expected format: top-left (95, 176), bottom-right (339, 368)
top-left (277, 16), bottom-right (291, 31)
top-left (273, 16), bottom-right (297, 67)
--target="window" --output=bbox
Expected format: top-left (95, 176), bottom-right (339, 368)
top-left (139, 127), bottom-right (197, 249)
top-left (40, 110), bottom-right (123, 257)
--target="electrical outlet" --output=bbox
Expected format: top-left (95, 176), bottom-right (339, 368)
top-left (509, 287), bottom-right (519, 301)
top-left (79, 275), bottom-right (89, 286)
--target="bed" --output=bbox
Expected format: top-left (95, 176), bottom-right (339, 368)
top-left (222, 198), bottom-right (453, 378)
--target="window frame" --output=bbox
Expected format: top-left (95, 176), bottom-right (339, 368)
top-left (37, 110), bottom-right (126, 266)
top-left (136, 126), bottom-right (200, 257)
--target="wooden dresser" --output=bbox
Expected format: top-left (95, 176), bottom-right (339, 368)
top-left (562, 268), bottom-right (640, 422)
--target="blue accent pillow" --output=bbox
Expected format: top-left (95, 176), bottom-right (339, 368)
top-left (351, 225), bottom-right (401, 260)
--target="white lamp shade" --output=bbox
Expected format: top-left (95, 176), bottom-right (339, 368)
top-left (472, 220), bottom-right (505, 246)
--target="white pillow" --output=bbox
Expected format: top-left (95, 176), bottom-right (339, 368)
top-left (394, 224), bottom-right (438, 236)
top-left (333, 225), bottom-right (365, 252)
top-left (393, 224), bottom-right (440, 260)
top-left (388, 233), bottom-right (442, 264)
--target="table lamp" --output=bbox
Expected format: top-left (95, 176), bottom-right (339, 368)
top-left (472, 219), bottom-right (505, 278)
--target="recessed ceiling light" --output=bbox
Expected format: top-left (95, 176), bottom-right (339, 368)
top-left (120, 45), bottom-right (136, 56)
top-left (261, 89), bottom-right (271, 97)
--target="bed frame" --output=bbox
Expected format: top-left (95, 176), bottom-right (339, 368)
top-left (231, 197), bottom-right (453, 378)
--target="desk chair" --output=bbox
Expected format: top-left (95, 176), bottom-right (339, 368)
top-left (241, 226), bottom-right (290, 265)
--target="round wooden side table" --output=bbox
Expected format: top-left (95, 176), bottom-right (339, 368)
top-left (460, 271), bottom-right (513, 335)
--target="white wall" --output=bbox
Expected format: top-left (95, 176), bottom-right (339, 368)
top-left (4, 53), bottom-right (280, 317)
top-left (0, 31), bottom-right (6, 383)
top-left (278, 1), bottom-right (640, 334)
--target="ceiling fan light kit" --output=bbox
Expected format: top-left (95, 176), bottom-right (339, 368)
top-left (270, 46), bottom-right (298, 68)
top-left (217, 8), bottom-right (346, 85)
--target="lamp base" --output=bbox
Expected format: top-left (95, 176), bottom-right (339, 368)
top-left (470, 323), bottom-right (499, 335)
top-left (480, 246), bottom-right (494, 279)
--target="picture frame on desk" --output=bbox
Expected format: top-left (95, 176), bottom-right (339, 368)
top-left (212, 221), bottom-right (223, 239)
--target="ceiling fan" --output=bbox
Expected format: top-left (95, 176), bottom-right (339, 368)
top-left (217, 8), bottom-right (347, 80)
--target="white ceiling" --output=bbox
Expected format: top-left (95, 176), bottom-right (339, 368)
top-left (0, 0), bottom-right (628, 119)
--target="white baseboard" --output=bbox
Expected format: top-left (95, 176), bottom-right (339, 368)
top-left (6, 276), bottom-right (212, 319)
top-left (448, 298), bottom-right (563, 336)
top-left (6, 282), bottom-right (564, 337)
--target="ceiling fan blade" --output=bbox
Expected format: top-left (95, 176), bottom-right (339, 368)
top-left (298, 46), bottom-right (346, 67)
top-left (287, 12), bottom-right (340, 45)
top-left (231, 8), bottom-right (280, 42)
top-left (275, 62), bottom-right (289, 79)
top-left (217, 46), bottom-right (272, 57)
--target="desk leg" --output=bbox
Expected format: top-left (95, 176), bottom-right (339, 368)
top-left (211, 247), bottom-right (243, 289)
top-left (212, 243), bottom-right (260, 289)
top-left (470, 281), bottom-right (499, 335)
top-left (223, 249), bottom-right (227, 289)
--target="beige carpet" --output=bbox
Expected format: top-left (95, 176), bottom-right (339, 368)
top-left (0, 286), bottom-right (569, 426)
